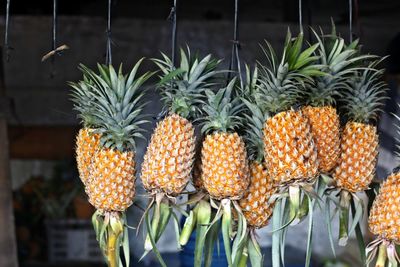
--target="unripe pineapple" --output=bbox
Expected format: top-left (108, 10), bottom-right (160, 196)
top-left (257, 31), bottom-right (322, 185)
top-left (303, 26), bottom-right (372, 174)
top-left (333, 62), bottom-right (387, 192)
top-left (140, 48), bottom-right (222, 256)
top-left (70, 60), bottom-right (152, 267)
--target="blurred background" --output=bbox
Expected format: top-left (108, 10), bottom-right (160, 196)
top-left (0, 0), bottom-right (399, 266)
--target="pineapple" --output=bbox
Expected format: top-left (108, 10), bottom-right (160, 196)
top-left (239, 65), bottom-right (276, 229)
top-left (70, 77), bottom-right (101, 187)
top-left (367, 172), bottom-right (400, 266)
top-left (256, 31), bottom-right (324, 267)
top-left (257, 31), bottom-right (321, 186)
top-left (140, 48), bottom-right (222, 255)
top-left (333, 62), bottom-right (386, 192)
top-left (70, 60), bottom-right (152, 267)
top-left (197, 78), bottom-right (250, 266)
top-left (328, 59), bottom-right (387, 247)
top-left (303, 25), bottom-right (373, 173)
top-left (233, 66), bottom-right (277, 266)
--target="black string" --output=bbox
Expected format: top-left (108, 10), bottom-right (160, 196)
top-left (349, 0), bottom-right (353, 43)
top-left (227, 0), bottom-right (243, 87)
top-left (5, 0), bottom-right (11, 62)
top-left (51, 0), bottom-right (58, 77)
top-left (105, 0), bottom-right (112, 65)
top-left (170, 0), bottom-right (178, 68)
top-left (299, 0), bottom-right (303, 34)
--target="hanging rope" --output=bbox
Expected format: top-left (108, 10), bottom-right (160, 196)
top-left (227, 0), bottom-right (243, 88)
top-left (5, 0), bottom-right (11, 62)
top-left (105, 0), bottom-right (113, 65)
top-left (349, 0), bottom-right (353, 43)
top-left (299, 0), bottom-right (303, 34)
top-left (168, 0), bottom-right (178, 68)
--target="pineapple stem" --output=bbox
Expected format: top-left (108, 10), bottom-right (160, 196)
top-left (376, 243), bottom-right (387, 267)
top-left (338, 190), bottom-right (351, 246)
top-left (238, 244), bottom-right (249, 267)
top-left (194, 200), bottom-right (212, 267)
top-left (107, 216), bottom-right (123, 267)
top-left (289, 185), bottom-right (301, 225)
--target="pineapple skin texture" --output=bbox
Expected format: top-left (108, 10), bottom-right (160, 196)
top-left (239, 161), bottom-right (276, 228)
top-left (192, 151), bottom-right (204, 190)
top-left (303, 106), bottom-right (341, 173)
top-left (369, 172), bottom-right (400, 242)
top-left (333, 122), bottom-right (378, 192)
top-left (141, 114), bottom-right (195, 196)
top-left (76, 128), bottom-right (100, 186)
top-left (201, 132), bottom-right (250, 200)
top-left (88, 148), bottom-right (136, 212)
top-left (263, 110), bottom-right (319, 184)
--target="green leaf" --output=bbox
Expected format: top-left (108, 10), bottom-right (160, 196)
top-left (222, 200), bottom-right (233, 267)
top-left (272, 199), bottom-right (282, 267)
top-left (351, 198), bottom-right (366, 264)
top-left (248, 235), bottom-right (263, 267)
top-left (143, 210), bottom-right (167, 267)
top-left (305, 196), bottom-right (314, 267)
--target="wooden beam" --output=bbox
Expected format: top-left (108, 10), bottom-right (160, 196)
top-left (8, 126), bottom-right (78, 160)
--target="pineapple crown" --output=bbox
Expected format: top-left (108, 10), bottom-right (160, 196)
top-left (71, 59), bottom-right (153, 151)
top-left (240, 65), bottom-right (268, 163)
top-left (153, 47), bottom-right (222, 120)
top-left (341, 59), bottom-right (388, 124)
top-left (200, 77), bottom-right (244, 134)
top-left (306, 22), bottom-right (377, 107)
top-left (70, 75), bottom-right (99, 128)
top-left (257, 30), bottom-right (324, 114)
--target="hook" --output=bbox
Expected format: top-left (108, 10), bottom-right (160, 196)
top-left (105, 0), bottom-right (113, 65)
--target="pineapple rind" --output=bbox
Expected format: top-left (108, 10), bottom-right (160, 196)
top-left (263, 110), bottom-right (319, 184)
top-left (76, 128), bottom-right (100, 186)
top-left (239, 161), bottom-right (276, 228)
top-left (141, 114), bottom-right (195, 195)
top-left (302, 106), bottom-right (341, 173)
top-left (201, 132), bottom-right (249, 200)
top-left (88, 149), bottom-right (136, 211)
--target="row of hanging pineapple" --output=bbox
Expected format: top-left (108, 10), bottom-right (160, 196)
top-left (70, 22), bottom-right (397, 267)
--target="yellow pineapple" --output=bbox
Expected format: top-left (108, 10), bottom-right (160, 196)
top-left (302, 26), bottom-right (371, 174)
top-left (197, 78), bottom-right (250, 266)
top-left (239, 65), bottom-right (276, 230)
top-left (256, 31), bottom-right (324, 266)
top-left (70, 60), bottom-right (153, 267)
top-left (327, 60), bottom-right (387, 247)
top-left (257, 31), bottom-right (321, 186)
top-left (367, 172), bottom-right (400, 266)
top-left (140, 48), bottom-right (222, 255)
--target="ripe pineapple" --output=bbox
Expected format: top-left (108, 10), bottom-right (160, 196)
top-left (333, 63), bottom-right (386, 192)
top-left (303, 26), bottom-right (372, 173)
top-left (198, 78), bottom-right (250, 266)
top-left (257, 31), bottom-right (321, 186)
top-left (367, 172), bottom-right (400, 266)
top-left (140, 48), bottom-right (222, 255)
top-left (239, 65), bottom-right (276, 229)
top-left (330, 60), bottom-right (387, 247)
top-left (70, 60), bottom-right (152, 267)
top-left (70, 77), bottom-right (101, 187)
